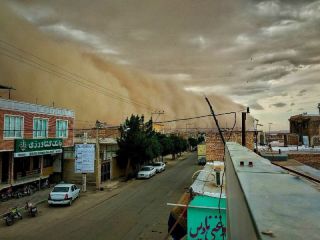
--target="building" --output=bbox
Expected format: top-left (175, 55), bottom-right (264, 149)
top-left (205, 131), bottom-right (255, 161)
top-left (0, 98), bottom-right (74, 190)
top-left (63, 127), bottom-right (123, 186)
top-left (289, 113), bottom-right (320, 146)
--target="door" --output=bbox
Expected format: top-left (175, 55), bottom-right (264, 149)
top-left (101, 162), bottom-right (110, 182)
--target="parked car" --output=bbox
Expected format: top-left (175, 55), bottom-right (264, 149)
top-left (137, 166), bottom-right (156, 179)
top-left (152, 162), bottom-right (166, 173)
top-left (48, 183), bottom-right (80, 206)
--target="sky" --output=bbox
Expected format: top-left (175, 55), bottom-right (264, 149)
top-left (2, 0), bottom-right (320, 130)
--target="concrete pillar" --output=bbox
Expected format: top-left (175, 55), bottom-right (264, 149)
top-left (9, 153), bottom-right (14, 184)
top-left (0, 155), bottom-right (2, 184)
top-left (40, 156), bottom-right (44, 176)
top-left (30, 157), bottom-right (34, 171)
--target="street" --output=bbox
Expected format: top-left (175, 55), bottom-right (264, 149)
top-left (0, 152), bottom-right (200, 240)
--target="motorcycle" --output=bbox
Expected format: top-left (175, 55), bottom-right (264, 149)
top-left (3, 207), bottom-right (22, 226)
top-left (25, 201), bottom-right (37, 217)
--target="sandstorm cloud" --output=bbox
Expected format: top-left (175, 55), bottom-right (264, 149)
top-left (2, 0), bottom-right (320, 129)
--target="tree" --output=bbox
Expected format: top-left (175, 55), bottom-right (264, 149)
top-left (117, 115), bottom-right (147, 178)
top-left (117, 115), bottom-right (162, 179)
top-left (198, 135), bottom-right (205, 144)
top-left (188, 137), bottom-right (198, 150)
top-left (156, 133), bottom-right (173, 160)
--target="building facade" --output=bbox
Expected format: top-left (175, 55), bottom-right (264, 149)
top-left (63, 133), bottom-right (123, 186)
top-left (289, 114), bottom-right (320, 145)
top-left (0, 98), bottom-right (74, 190)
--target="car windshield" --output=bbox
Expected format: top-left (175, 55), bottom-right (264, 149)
top-left (141, 167), bottom-right (151, 171)
top-left (52, 187), bottom-right (69, 192)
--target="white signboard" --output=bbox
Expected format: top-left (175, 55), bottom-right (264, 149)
top-left (75, 144), bottom-right (95, 173)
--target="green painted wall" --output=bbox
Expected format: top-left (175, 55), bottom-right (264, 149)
top-left (187, 195), bottom-right (227, 240)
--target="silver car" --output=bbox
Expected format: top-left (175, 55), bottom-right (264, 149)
top-left (137, 166), bottom-right (156, 179)
top-left (152, 162), bottom-right (166, 173)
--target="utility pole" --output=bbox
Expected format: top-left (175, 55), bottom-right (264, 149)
top-left (254, 119), bottom-right (263, 151)
top-left (82, 134), bottom-right (87, 192)
top-left (151, 110), bottom-right (165, 133)
top-left (95, 121), bottom-right (101, 190)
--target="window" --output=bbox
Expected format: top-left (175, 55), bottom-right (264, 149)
top-left (56, 119), bottom-right (68, 138)
top-left (33, 118), bottom-right (48, 138)
top-left (4, 115), bottom-right (24, 138)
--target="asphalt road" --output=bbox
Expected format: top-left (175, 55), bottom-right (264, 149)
top-left (0, 152), bottom-right (200, 240)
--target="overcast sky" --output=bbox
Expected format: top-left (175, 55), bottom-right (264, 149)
top-left (6, 0), bottom-right (320, 130)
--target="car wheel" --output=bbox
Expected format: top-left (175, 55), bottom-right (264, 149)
top-left (69, 199), bottom-right (73, 206)
top-left (78, 193), bottom-right (80, 199)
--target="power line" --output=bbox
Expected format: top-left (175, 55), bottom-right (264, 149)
top-left (0, 39), bottom-right (154, 111)
top-left (154, 109), bottom-right (245, 124)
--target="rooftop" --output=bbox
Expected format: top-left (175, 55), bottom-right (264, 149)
top-left (0, 98), bottom-right (75, 118)
top-left (226, 142), bottom-right (320, 239)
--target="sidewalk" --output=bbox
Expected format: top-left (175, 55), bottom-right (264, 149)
top-left (0, 188), bottom-right (51, 217)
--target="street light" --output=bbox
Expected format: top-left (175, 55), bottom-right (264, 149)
top-left (268, 123), bottom-right (273, 144)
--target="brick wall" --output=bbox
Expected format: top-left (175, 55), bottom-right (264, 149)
top-left (206, 132), bottom-right (254, 161)
top-left (0, 109), bottom-right (74, 151)
top-left (288, 153), bottom-right (320, 170)
top-left (287, 134), bottom-right (299, 145)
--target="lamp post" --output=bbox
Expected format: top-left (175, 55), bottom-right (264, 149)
top-left (268, 122), bottom-right (273, 144)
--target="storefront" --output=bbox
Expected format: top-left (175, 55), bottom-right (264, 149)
top-left (12, 138), bottom-right (63, 185)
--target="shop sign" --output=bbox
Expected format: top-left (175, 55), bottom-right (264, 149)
top-left (14, 138), bottom-right (63, 158)
top-left (75, 144), bottom-right (95, 173)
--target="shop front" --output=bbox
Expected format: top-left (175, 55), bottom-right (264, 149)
top-left (12, 138), bottom-right (63, 185)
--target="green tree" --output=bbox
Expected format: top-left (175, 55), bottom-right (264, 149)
top-left (198, 135), bottom-right (205, 144)
top-left (117, 115), bottom-right (162, 179)
top-left (188, 137), bottom-right (198, 150)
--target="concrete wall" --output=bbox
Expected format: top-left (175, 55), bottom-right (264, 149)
top-left (63, 158), bottom-right (95, 185)
top-left (111, 158), bottom-right (125, 180)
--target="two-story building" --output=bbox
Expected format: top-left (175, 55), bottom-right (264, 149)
top-left (0, 98), bottom-right (74, 190)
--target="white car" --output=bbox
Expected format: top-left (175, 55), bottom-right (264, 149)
top-left (137, 166), bottom-right (156, 179)
top-left (152, 162), bottom-right (166, 173)
top-left (48, 183), bottom-right (80, 206)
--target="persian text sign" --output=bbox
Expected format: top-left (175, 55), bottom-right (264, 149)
top-left (188, 195), bottom-right (227, 240)
top-left (14, 138), bottom-right (63, 158)
top-left (75, 144), bottom-right (95, 173)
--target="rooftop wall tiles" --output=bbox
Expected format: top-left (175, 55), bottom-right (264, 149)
top-left (0, 98), bottom-right (74, 118)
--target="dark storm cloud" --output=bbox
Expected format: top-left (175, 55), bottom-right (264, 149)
top-left (250, 102), bottom-right (265, 110)
top-left (297, 89), bottom-right (307, 96)
top-left (270, 102), bottom-right (287, 108)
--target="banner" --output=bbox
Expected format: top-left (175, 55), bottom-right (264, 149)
top-left (14, 138), bottom-right (63, 157)
top-left (75, 144), bottom-right (95, 173)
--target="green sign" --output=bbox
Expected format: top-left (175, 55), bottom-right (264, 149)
top-left (188, 195), bottom-right (227, 240)
top-left (14, 138), bottom-right (63, 158)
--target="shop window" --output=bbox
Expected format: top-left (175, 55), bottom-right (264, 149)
top-left (4, 115), bottom-right (24, 139)
top-left (33, 158), bottom-right (40, 170)
top-left (56, 119), bottom-right (68, 138)
top-left (43, 158), bottom-right (53, 168)
top-left (33, 118), bottom-right (48, 138)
